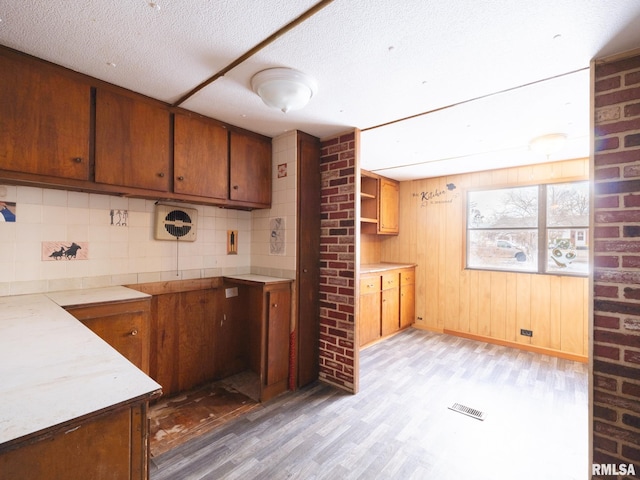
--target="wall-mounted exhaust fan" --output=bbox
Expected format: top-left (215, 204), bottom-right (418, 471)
top-left (154, 205), bottom-right (197, 241)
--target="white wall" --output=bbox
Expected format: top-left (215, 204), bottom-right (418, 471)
top-left (250, 131), bottom-right (297, 280)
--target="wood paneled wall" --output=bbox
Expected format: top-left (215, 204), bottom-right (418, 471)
top-left (377, 158), bottom-right (589, 361)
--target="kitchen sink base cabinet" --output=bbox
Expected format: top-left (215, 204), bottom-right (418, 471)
top-left (224, 276), bottom-right (292, 403)
top-left (130, 276), bottom-right (292, 403)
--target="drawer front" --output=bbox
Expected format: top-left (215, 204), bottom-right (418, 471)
top-left (360, 275), bottom-right (381, 294)
top-left (382, 272), bottom-right (399, 290)
top-left (400, 268), bottom-right (415, 286)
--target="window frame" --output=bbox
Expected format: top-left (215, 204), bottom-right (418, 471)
top-left (465, 180), bottom-right (589, 277)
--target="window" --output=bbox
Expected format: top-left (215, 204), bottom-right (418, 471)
top-left (466, 181), bottom-right (589, 275)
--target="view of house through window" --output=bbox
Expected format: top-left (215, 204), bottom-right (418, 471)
top-left (467, 181), bottom-right (589, 275)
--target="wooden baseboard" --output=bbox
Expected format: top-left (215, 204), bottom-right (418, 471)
top-left (412, 325), bottom-right (588, 363)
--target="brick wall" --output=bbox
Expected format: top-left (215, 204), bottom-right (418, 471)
top-left (319, 131), bottom-right (358, 393)
top-left (593, 51), bottom-right (640, 475)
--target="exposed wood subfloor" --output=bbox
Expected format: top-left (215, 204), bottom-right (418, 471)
top-left (150, 328), bottom-right (588, 480)
top-left (149, 372), bottom-right (260, 457)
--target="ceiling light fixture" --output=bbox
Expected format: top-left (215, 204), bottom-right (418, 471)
top-left (529, 133), bottom-right (567, 158)
top-left (251, 67), bottom-right (317, 113)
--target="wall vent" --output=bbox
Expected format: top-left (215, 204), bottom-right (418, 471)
top-left (154, 205), bottom-right (197, 242)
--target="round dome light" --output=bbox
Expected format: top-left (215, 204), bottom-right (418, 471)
top-left (251, 67), bottom-right (318, 113)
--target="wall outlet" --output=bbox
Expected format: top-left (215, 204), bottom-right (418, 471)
top-left (520, 329), bottom-right (533, 337)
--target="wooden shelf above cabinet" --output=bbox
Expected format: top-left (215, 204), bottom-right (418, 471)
top-left (360, 170), bottom-right (399, 235)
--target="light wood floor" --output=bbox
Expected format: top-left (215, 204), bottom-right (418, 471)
top-left (150, 328), bottom-right (588, 480)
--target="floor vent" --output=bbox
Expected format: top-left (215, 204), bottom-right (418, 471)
top-left (448, 402), bottom-right (486, 421)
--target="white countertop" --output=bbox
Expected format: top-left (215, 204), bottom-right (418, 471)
top-left (360, 262), bottom-right (416, 273)
top-left (224, 274), bottom-right (293, 284)
top-left (46, 285), bottom-right (151, 307)
top-left (0, 288), bottom-right (161, 447)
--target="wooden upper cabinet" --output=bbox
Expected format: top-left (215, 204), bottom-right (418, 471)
top-left (0, 51), bottom-right (90, 180)
top-left (95, 88), bottom-right (170, 192)
top-left (174, 113), bottom-right (229, 199)
top-left (360, 170), bottom-right (399, 235)
top-left (378, 177), bottom-right (399, 234)
top-left (229, 131), bottom-right (271, 207)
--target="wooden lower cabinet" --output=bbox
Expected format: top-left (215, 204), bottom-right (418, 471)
top-left (359, 266), bottom-right (415, 348)
top-left (359, 275), bottom-right (382, 346)
top-left (149, 286), bottom-right (234, 397)
top-left (226, 278), bottom-right (292, 402)
top-left (64, 298), bottom-right (151, 374)
top-left (381, 272), bottom-right (400, 336)
top-left (400, 268), bottom-right (416, 329)
top-left (131, 277), bottom-right (292, 402)
top-left (0, 402), bottom-right (150, 480)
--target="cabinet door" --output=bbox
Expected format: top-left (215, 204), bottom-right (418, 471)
top-left (151, 293), bottom-right (180, 396)
top-left (0, 51), bottom-right (90, 180)
top-left (174, 113), bottom-right (228, 199)
top-left (400, 283), bottom-right (415, 329)
top-left (95, 88), bottom-right (170, 191)
top-left (296, 132), bottom-right (321, 388)
top-left (381, 288), bottom-right (400, 336)
top-left (0, 406), bottom-right (143, 480)
top-left (379, 177), bottom-right (399, 234)
top-left (265, 289), bottom-right (290, 387)
top-left (213, 289), bottom-right (246, 379)
top-left (400, 269), bottom-right (415, 328)
top-left (229, 131), bottom-right (271, 206)
top-left (178, 290), bottom-right (216, 392)
top-left (65, 299), bottom-right (150, 374)
top-left (381, 272), bottom-right (400, 336)
top-left (359, 275), bottom-right (381, 347)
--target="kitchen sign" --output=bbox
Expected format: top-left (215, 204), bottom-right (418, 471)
top-left (413, 183), bottom-right (458, 207)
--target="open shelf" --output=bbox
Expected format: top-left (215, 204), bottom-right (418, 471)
top-left (360, 171), bottom-right (379, 233)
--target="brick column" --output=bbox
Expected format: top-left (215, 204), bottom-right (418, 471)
top-left (319, 131), bottom-right (357, 393)
top-left (593, 51), bottom-right (640, 472)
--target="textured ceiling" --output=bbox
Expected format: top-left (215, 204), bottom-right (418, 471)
top-left (2, 1), bottom-right (640, 180)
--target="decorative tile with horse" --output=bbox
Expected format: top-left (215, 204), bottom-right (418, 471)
top-left (42, 241), bottom-right (88, 261)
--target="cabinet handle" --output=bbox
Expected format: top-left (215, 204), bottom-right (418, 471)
top-left (367, 284), bottom-right (374, 288)
top-left (73, 157), bottom-right (82, 163)
top-left (272, 303), bottom-right (278, 308)
top-left (177, 176), bottom-right (184, 181)
top-left (233, 185), bottom-right (239, 190)
top-left (130, 329), bottom-right (138, 336)
top-left (158, 172), bottom-right (165, 178)
top-left (303, 268), bottom-right (308, 273)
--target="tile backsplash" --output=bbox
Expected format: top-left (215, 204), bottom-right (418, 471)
top-left (0, 184), bottom-right (255, 296)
